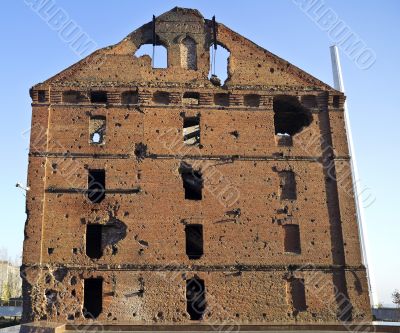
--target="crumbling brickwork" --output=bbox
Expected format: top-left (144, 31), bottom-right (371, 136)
top-left (22, 7), bottom-right (371, 325)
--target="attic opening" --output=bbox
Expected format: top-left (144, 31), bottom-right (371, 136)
top-left (86, 224), bottom-right (102, 259)
top-left (89, 116), bottom-right (106, 145)
top-left (214, 93), bottom-right (229, 106)
top-left (88, 169), bottom-right (105, 203)
top-left (153, 91), bottom-right (170, 105)
top-left (185, 224), bottom-right (204, 260)
top-left (244, 94), bottom-right (260, 107)
top-left (181, 36), bottom-right (197, 70)
top-left (283, 224), bottom-right (301, 254)
top-left (63, 90), bottom-right (86, 103)
top-left (135, 43), bottom-right (168, 69)
top-left (183, 114), bottom-right (200, 146)
top-left (209, 43), bottom-right (230, 86)
top-left (90, 91), bottom-right (108, 104)
top-left (121, 91), bottom-right (138, 104)
top-left (179, 162), bottom-right (203, 200)
top-left (38, 90), bottom-right (46, 103)
top-left (287, 278), bottom-right (307, 313)
top-left (279, 170), bottom-right (297, 200)
top-left (84, 278), bottom-right (103, 318)
top-left (273, 95), bottom-right (312, 146)
top-left (183, 92), bottom-right (200, 105)
top-left (186, 277), bottom-right (206, 320)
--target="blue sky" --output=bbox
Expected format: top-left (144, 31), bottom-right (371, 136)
top-left (0, 0), bottom-right (399, 306)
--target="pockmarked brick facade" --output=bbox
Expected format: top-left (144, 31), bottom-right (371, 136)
top-left (22, 7), bottom-right (371, 325)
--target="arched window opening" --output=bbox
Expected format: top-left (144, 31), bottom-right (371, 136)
top-left (181, 36), bottom-right (197, 70)
top-left (208, 43), bottom-right (230, 86)
top-left (134, 43), bottom-right (168, 69)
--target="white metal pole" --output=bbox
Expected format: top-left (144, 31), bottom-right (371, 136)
top-left (330, 45), bottom-right (377, 307)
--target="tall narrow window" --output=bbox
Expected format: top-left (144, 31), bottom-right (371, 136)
top-left (179, 162), bottom-right (203, 200)
top-left (88, 169), bottom-right (105, 203)
top-left (279, 171), bottom-right (297, 200)
top-left (283, 224), bottom-right (301, 254)
top-left (89, 116), bottom-right (106, 144)
top-left (84, 278), bottom-right (103, 318)
top-left (183, 115), bottom-right (200, 146)
top-left (185, 224), bottom-right (203, 259)
top-left (90, 91), bottom-right (108, 104)
top-left (86, 225), bottom-right (103, 259)
top-left (209, 44), bottom-right (230, 86)
top-left (186, 277), bottom-right (206, 320)
top-left (287, 278), bottom-right (307, 312)
top-left (181, 36), bottom-right (197, 70)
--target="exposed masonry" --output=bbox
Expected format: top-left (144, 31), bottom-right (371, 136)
top-left (23, 6), bottom-right (370, 326)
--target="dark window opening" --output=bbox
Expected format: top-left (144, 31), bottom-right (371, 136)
top-left (38, 90), bottom-right (46, 103)
top-left (333, 95), bottom-right (340, 108)
top-left (283, 224), bottom-right (301, 254)
top-left (179, 162), bottom-right (203, 200)
top-left (244, 94), bottom-right (260, 107)
top-left (89, 116), bottom-right (106, 144)
top-left (84, 278), bottom-right (103, 318)
top-left (185, 224), bottom-right (203, 260)
top-left (181, 36), bottom-right (197, 70)
top-left (63, 90), bottom-right (86, 103)
top-left (273, 95), bottom-right (312, 144)
top-left (301, 95), bottom-right (317, 108)
top-left (135, 43), bottom-right (168, 69)
top-left (279, 171), bottom-right (297, 200)
top-left (214, 93), bottom-right (229, 106)
top-left (88, 169), bottom-right (105, 203)
top-left (153, 91), bottom-right (170, 105)
top-left (209, 44), bottom-right (230, 86)
top-left (183, 92), bottom-right (200, 105)
top-left (287, 278), bottom-right (307, 312)
top-left (186, 277), bottom-right (206, 320)
top-left (86, 225), bottom-right (103, 259)
top-left (121, 91), bottom-right (138, 104)
top-left (90, 91), bottom-right (108, 104)
top-left (183, 115), bottom-right (200, 146)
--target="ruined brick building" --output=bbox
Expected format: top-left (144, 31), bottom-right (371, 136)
top-left (22, 7), bottom-right (371, 325)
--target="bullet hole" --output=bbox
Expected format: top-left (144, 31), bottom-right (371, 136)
top-left (70, 276), bottom-right (77, 285)
top-left (134, 142), bottom-right (148, 161)
top-left (47, 248), bottom-right (54, 255)
top-left (230, 130), bottom-right (239, 139)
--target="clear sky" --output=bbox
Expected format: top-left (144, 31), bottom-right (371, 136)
top-left (0, 0), bottom-right (398, 307)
